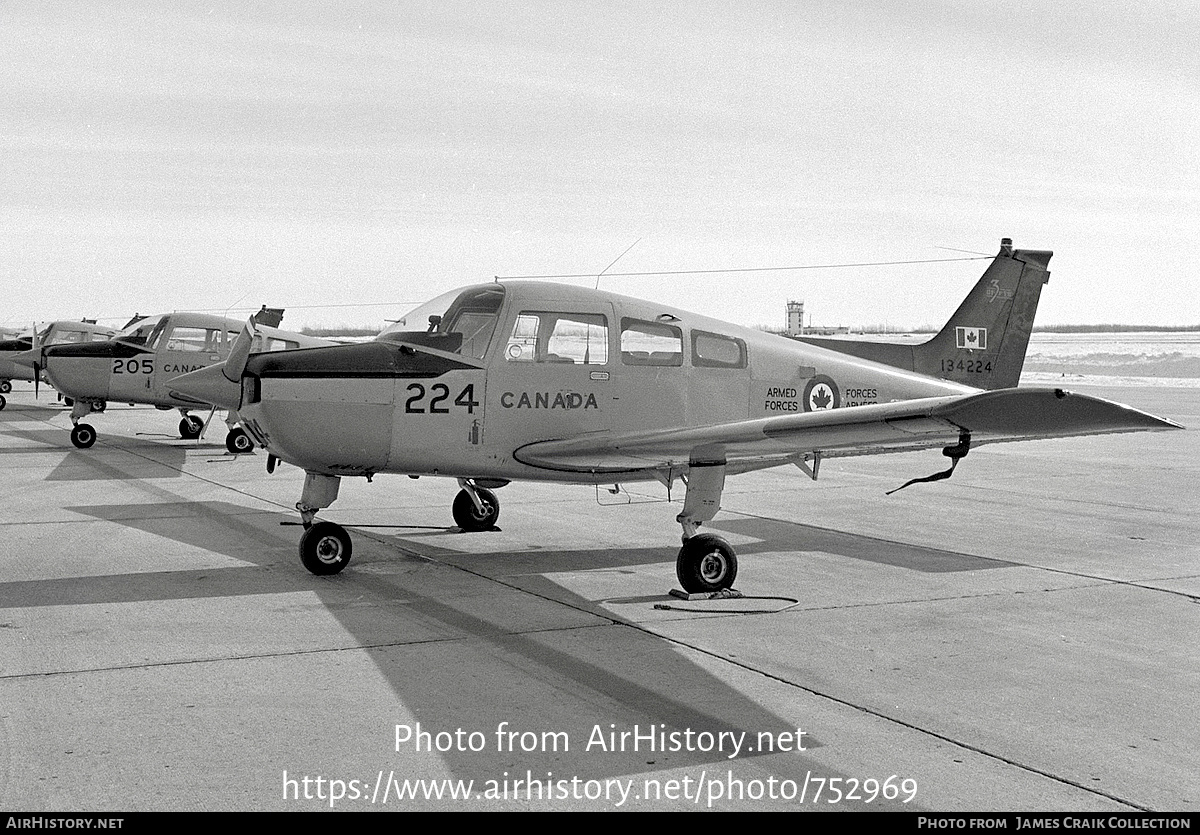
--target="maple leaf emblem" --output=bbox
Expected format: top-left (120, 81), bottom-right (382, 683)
top-left (811, 386), bottom-right (832, 409)
top-left (966, 331), bottom-right (977, 344)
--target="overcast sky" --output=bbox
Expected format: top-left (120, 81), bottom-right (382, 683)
top-left (3, 1), bottom-right (1197, 332)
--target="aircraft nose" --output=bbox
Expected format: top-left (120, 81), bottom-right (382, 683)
top-left (41, 348), bottom-right (111, 401)
top-left (169, 363), bottom-right (241, 410)
top-left (8, 349), bottom-right (38, 370)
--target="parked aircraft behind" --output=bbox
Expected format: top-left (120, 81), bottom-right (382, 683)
top-left (0, 320), bottom-right (119, 410)
top-left (171, 240), bottom-right (1182, 591)
top-left (41, 308), bottom-right (334, 453)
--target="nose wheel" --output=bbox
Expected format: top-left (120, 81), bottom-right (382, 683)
top-left (70, 423), bottom-right (97, 449)
top-left (299, 521), bottom-right (353, 575)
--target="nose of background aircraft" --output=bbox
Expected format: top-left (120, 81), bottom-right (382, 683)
top-left (8, 348), bottom-right (39, 371)
top-left (169, 363), bottom-right (241, 410)
top-left (0, 355), bottom-right (35, 383)
top-left (41, 346), bottom-right (112, 401)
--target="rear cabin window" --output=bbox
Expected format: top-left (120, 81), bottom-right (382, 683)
top-left (505, 312), bottom-right (609, 365)
top-left (620, 319), bottom-right (683, 366)
top-left (267, 337), bottom-right (299, 351)
top-left (692, 330), bottom-right (747, 368)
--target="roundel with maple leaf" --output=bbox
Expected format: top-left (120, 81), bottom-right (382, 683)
top-left (802, 375), bottom-right (840, 412)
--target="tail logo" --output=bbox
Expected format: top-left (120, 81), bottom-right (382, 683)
top-left (986, 279), bottom-right (1014, 304)
top-left (956, 327), bottom-right (988, 350)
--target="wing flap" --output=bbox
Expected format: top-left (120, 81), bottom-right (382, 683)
top-left (514, 387), bottom-right (1181, 474)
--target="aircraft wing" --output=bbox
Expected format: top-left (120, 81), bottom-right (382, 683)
top-left (513, 387), bottom-right (1182, 474)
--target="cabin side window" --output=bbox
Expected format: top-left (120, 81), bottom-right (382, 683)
top-left (692, 330), bottom-right (747, 369)
top-left (505, 312), bottom-right (609, 365)
top-left (620, 319), bottom-right (683, 366)
top-left (165, 327), bottom-right (222, 352)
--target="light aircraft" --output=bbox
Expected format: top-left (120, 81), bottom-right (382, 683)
top-left (0, 321), bottom-right (119, 410)
top-left (40, 308), bottom-right (333, 452)
top-left (171, 239), bottom-right (1182, 591)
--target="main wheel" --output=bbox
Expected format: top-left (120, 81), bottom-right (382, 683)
top-left (0, 380), bottom-right (11, 393)
top-left (179, 415), bottom-right (203, 439)
top-left (71, 423), bottom-right (97, 449)
top-left (225, 427), bottom-right (254, 454)
top-left (452, 487), bottom-right (500, 531)
top-left (299, 521), bottom-right (353, 575)
top-left (0, 394), bottom-right (6, 410)
top-left (676, 533), bottom-right (738, 593)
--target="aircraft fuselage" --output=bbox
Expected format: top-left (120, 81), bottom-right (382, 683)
top-left (236, 280), bottom-right (978, 483)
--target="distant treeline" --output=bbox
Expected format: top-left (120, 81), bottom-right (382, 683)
top-left (301, 326), bottom-right (381, 337)
top-left (1032, 324), bottom-right (1200, 333)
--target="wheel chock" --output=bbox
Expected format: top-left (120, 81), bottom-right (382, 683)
top-left (668, 588), bottom-right (744, 601)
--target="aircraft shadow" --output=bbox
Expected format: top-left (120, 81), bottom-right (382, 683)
top-left (396, 514), bottom-right (1014, 582)
top-left (0, 499), bottom-right (942, 804)
top-left (0, 427), bottom-right (70, 448)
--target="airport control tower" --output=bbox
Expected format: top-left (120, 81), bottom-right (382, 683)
top-left (786, 300), bottom-right (804, 336)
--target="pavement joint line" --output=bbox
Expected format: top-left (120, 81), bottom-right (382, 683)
top-left (0, 620), bottom-right (623, 683)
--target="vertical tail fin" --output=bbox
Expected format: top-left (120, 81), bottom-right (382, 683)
top-left (800, 239), bottom-right (1051, 390)
top-left (912, 239), bottom-right (1051, 389)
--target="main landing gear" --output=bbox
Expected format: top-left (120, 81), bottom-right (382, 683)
top-left (673, 461), bottom-right (738, 594)
top-left (225, 426), bottom-right (254, 454)
top-left (179, 414), bottom-right (204, 439)
top-left (452, 479), bottom-right (500, 531)
top-left (0, 380), bottom-right (11, 394)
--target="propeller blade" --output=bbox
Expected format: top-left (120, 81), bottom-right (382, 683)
top-left (30, 324), bottom-right (39, 399)
top-left (223, 318), bottom-right (258, 384)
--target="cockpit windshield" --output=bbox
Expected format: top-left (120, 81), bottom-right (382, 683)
top-left (42, 325), bottom-right (96, 346)
top-left (115, 315), bottom-right (168, 349)
top-left (377, 285), bottom-right (505, 360)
